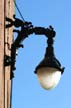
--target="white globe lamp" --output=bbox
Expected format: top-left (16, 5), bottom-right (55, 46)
top-left (37, 67), bottom-right (61, 90)
top-left (35, 56), bottom-right (64, 90)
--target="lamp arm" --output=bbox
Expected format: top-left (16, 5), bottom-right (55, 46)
top-left (5, 16), bottom-right (56, 79)
top-left (13, 26), bottom-right (56, 48)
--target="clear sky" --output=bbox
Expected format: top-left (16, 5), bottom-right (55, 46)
top-left (12, 0), bottom-right (71, 108)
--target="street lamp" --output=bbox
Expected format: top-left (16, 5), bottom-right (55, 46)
top-left (34, 26), bottom-right (64, 90)
top-left (5, 15), bottom-right (64, 90)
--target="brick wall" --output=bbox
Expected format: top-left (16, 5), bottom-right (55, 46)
top-left (0, 0), bottom-right (14, 108)
top-left (0, 0), bottom-right (5, 107)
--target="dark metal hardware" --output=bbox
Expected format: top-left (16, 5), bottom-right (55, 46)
top-left (5, 15), bottom-right (64, 79)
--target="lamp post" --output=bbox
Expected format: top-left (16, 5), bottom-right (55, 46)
top-left (5, 15), bottom-right (64, 90)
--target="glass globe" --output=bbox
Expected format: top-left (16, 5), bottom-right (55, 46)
top-left (37, 67), bottom-right (61, 90)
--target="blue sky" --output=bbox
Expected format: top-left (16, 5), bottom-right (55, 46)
top-left (12, 0), bottom-right (71, 108)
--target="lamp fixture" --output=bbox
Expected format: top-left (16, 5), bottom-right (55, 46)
top-left (35, 26), bottom-right (64, 90)
top-left (5, 15), bottom-right (64, 90)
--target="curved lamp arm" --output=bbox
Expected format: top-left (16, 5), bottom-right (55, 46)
top-left (5, 16), bottom-right (64, 79)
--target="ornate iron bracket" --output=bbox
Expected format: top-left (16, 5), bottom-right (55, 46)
top-left (5, 15), bottom-right (56, 79)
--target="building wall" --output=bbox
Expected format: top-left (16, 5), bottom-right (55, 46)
top-left (0, 0), bottom-right (14, 108)
top-left (0, 0), bottom-right (5, 107)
